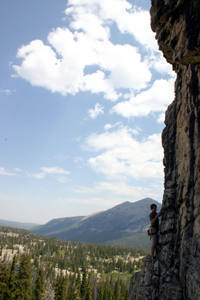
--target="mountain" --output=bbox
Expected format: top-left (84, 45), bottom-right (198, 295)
top-left (0, 219), bottom-right (40, 230)
top-left (32, 216), bottom-right (84, 235)
top-left (32, 198), bottom-right (161, 248)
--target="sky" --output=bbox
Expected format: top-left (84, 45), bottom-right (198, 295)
top-left (0, 0), bottom-right (175, 224)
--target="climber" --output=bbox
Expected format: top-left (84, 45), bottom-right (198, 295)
top-left (149, 203), bottom-right (162, 258)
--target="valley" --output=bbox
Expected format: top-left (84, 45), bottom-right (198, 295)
top-left (0, 226), bottom-right (146, 299)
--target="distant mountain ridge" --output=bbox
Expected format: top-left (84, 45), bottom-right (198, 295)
top-left (32, 198), bottom-right (161, 248)
top-left (33, 216), bottom-right (84, 235)
top-left (0, 219), bottom-right (40, 230)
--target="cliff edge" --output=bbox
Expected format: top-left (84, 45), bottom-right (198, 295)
top-left (129, 1), bottom-right (200, 299)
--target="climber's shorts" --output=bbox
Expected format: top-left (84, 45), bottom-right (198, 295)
top-left (151, 234), bottom-right (157, 248)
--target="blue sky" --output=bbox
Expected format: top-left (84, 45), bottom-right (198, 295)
top-left (0, 0), bottom-right (175, 223)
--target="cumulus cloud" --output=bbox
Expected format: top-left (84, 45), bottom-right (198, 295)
top-left (111, 7), bottom-right (157, 50)
top-left (66, 0), bottom-right (158, 50)
top-left (88, 103), bottom-right (104, 119)
top-left (13, 0), bottom-right (156, 100)
top-left (82, 71), bottom-right (119, 101)
top-left (66, 3), bottom-right (110, 41)
top-left (13, 32), bottom-right (151, 99)
top-left (111, 78), bottom-right (175, 118)
top-left (85, 126), bottom-right (163, 179)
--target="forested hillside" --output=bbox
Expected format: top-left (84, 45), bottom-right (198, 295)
top-left (0, 226), bottom-right (146, 299)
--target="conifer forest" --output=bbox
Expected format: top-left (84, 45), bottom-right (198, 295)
top-left (0, 227), bottom-right (145, 299)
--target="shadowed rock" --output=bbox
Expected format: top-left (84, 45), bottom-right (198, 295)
top-left (129, 1), bottom-right (200, 299)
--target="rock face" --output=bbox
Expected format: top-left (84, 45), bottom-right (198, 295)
top-left (129, 1), bottom-right (200, 299)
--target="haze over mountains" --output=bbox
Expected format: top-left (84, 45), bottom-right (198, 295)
top-left (0, 219), bottom-right (39, 230)
top-left (0, 198), bottom-right (161, 248)
top-left (32, 198), bottom-right (161, 248)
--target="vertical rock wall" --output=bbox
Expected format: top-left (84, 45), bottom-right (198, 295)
top-left (129, 1), bottom-right (200, 299)
top-left (151, 0), bottom-right (200, 298)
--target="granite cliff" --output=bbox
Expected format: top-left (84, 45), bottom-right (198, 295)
top-left (129, 1), bottom-right (200, 299)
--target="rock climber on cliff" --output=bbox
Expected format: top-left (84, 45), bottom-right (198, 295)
top-left (149, 203), bottom-right (162, 258)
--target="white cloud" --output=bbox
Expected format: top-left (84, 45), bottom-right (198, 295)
top-left (0, 167), bottom-right (16, 177)
top-left (0, 89), bottom-right (12, 96)
top-left (112, 78), bottom-right (174, 118)
top-left (82, 71), bottom-right (119, 101)
top-left (88, 102), bottom-right (104, 119)
top-left (104, 122), bottom-right (123, 131)
top-left (62, 196), bottom-right (115, 208)
top-left (157, 112), bottom-right (165, 124)
top-left (40, 167), bottom-right (70, 175)
top-left (148, 52), bottom-right (175, 77)
top-left (29, 166), bottom-right (70, 180)
top-left (112, 7), bottom-right (157, 50)
top-left (31, 172), bottom-right (46, 180)
top-left (56, 176), bottom-right (69, 183)
top-left (14, 168), bottom-right (23, 172)
top-left (85, 126), bottom-right (163, 179)
top-left (13, 32), bottom-right (151, 99)
top-left (66, 0), bottom-right (157, 50)
top-left (13, 37), bottom-right (84, 96)
top-left (97, 43), bottom-right (151, 91)
top-left (151, 55), bottom-right (173, 75)
top-left (97, 181), bottom-right (162, 200)
top-left (0, 166), bottom-right (70, 180)
top-left (13, 0), bottom-right (154, 100)
top-left (66, 5), bottom-right (110, 41)
top-left (75, 181), bottom-right (162, 200)
top-left (104, 122), bottom-right (140, 135)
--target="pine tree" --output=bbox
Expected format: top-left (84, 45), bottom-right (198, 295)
top-left (33, 269), bottom-right (45, 300)
top-left (6, 255), bottom-right (17, 300)
top-left (0, 263), bottom-right (9, 300)
top-left (80, 267), bottom-right (88, 299)
top-left (54, 275), bottom-right (67, 300)
top-left (108, 276), bottom-right (114, 300)
top-left (15, 254), bottom-right (32, 300)
top-left (120, 279), bottom-right (128, 300)
top-left (103, 282), bottom-right (109, 300)
top-left (98, 281), bottom-right (104, 300)
top-left (44, 280), bottom-right (54, 300)
top-left (68, 279), bottom-right (81, 300)
top-left (74, 272), bottom-right (81, 300)
top-left (92, 276), bottom-right (98, 300)
top-left (85, 274), bottom-right (92, 300)
top-left (114, 276), bottom-right (121, 300)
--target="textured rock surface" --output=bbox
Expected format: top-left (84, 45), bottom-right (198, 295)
top-left (129, 1), bottom-right (200, 299)
top-left (151, 0), bottom-right (200, 65)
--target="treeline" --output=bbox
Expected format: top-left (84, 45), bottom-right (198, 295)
top-left (0, 227), bottom-right (145, 299)
top-left (0, 254), bottom-right (129, 299)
